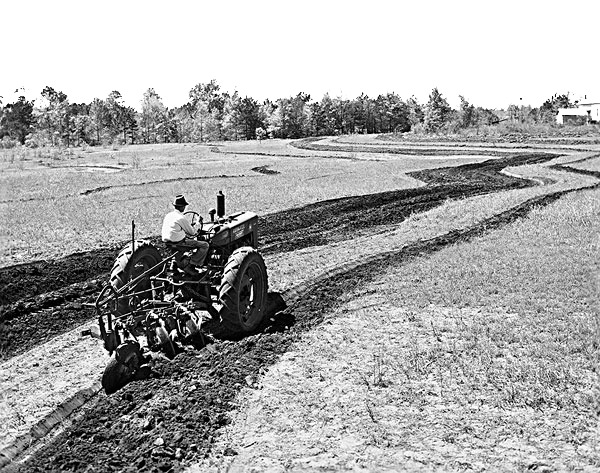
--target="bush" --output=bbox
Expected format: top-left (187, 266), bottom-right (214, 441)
top-left (24, 132), bottom-right (51, 148)
top-left (255, 127), bottom-right (267, 141)
top-left (0, 136), bottom-right (19, 149)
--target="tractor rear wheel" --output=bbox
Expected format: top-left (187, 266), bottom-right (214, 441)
top-left (109, 241), bottom-right (162, 315)
top-left (219, 247), bottom-right (268, 333)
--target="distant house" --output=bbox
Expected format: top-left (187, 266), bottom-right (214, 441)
top-left (556, 99), bottom-right (600, 124)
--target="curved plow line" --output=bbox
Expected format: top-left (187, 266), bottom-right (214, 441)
top-left (2, 165), bottom-right (597, 469)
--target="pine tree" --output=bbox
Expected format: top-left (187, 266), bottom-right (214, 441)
top-left (0, 96), bottom-right (34, 144)
top-left (459, 96), bottom-right (476, 128)
top-left (424, 88), bottom-right (452, 133)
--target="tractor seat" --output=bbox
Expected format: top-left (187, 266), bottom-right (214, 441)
top-left (164, 241), bottom-right (191, 265)
top-left (164, 241), bottom-right (182, 252)
top-left (164, 241), bottom-right (178, 254)
top-left (164, 239), bottom-right (198, 250)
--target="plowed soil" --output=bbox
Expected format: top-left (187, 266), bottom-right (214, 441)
top-left (3, 151), bottom-right (598, 472)
top-left (0, 153), bottom-right (552, 359)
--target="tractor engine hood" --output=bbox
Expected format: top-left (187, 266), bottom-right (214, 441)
top-left (209, 211), bottom-right (259, 247)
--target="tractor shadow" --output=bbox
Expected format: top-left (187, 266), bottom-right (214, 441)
top-left (260, 292), bottom-right (295, 334)
top-left (205, 291), bottom-right (293, 342)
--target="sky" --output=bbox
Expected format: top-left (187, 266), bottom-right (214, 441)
top-left (1, 0), bottom-right (598, 111)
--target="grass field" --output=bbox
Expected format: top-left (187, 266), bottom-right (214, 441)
top-left (204, 187), bottom-right (600, 472)
top-left (2, 135), bottom-right (600, 472)
top-left (0, 139), bottom-right (501, 266)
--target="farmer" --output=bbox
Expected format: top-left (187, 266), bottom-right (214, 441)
top-left (161, 194), bottom-right (209, 275)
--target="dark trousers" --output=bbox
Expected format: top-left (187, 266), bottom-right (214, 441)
top-left (170, 239), bottom-right (209, 266)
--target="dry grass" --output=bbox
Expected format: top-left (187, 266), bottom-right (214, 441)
top-left (0, 140), bottom-right (497, 266)
top-left (198, 188), bottom-right (600, 472)
top-left (2, 137), bottom-right (599, 469)
top-left (265, 161), bottom-right (598, 296)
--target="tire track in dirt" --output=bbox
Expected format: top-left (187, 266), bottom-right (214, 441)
top-left (0, 175), bottom-right (248, 205)
top-left (80, 174), bottom-right (247, 196)
top-left (211, 148), bottom-right (382, 161)
top-left (0, 153), bottom-right (555, 360)
top-left (258, 152), bottom-right (554, 254)
top-left (292, 137), bottom-right (527, 156)
top-left (342, 134), bottom-right (600, 151)
top-left (1, 383), bottom-right (101, 469)
top-left (11, 176), bottom-right (599, 473)
top-left (212, 138), bottom-right (523, 159)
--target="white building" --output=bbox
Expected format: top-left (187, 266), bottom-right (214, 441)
top-left (556, 98), bottom-right (600, 124)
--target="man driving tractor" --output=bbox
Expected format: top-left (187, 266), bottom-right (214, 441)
top-left (92, 191), bottom-right (269, 394)
top-left (161, 194), bottom-right (209, 276)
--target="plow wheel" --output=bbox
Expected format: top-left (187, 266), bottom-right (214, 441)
top-left (109, 241), bottom-right (162, 315)
top-left (102, 358), bottom-right (136, 395)
top-left (219, 247), bottom-right (268, 333)
top-left (102, 341), bottom-right (142, 395)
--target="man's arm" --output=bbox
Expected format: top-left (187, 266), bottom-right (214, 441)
top-left (178, 214), bottom-right (197, 237)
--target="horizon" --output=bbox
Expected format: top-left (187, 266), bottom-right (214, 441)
top-left (1, 0), bottom-right (598, 111)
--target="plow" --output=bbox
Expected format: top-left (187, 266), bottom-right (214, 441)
top-left (85, 192), bottom-right (269, 394)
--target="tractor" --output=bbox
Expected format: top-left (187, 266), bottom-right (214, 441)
top-left (87, 192), bottom-right (269, 394)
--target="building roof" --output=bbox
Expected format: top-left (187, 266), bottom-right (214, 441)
top-left (557, 107), bottom-right (589, 116)
top-left (576, 97), bottom-right (600, 105)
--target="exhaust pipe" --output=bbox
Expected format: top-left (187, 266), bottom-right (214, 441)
top-left (217, 190), bottom-right (225, 218)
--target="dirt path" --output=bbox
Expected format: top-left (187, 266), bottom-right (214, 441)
top-left (1, 148), bottom-right (599, 472)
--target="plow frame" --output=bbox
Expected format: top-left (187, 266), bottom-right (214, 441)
top-left (89, 252), bottom-right (214, 356)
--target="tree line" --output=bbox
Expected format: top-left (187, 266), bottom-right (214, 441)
top-left (0, 81), bottom-right (577, 148)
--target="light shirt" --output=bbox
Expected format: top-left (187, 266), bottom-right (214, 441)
top-left (161, 209), bottom-right (196, 242)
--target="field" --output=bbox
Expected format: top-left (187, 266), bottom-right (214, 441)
top-left (1, 135), bottom-right (599, 472)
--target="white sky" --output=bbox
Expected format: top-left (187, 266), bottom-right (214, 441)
top-left (1, 0), bottom-right (598, 110)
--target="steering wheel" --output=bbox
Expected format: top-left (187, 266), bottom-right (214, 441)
top-left (184, 211), bottom-right (203, 232)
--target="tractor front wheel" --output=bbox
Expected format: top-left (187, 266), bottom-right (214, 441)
top-left (219, 247), bottom-right (268, 333)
